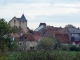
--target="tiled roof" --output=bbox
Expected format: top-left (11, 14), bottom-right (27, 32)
top-left (17, 14), bottom-right (27, 22)
top-left (19, 33), bottom-right (40, 41)
top-left (55, 34), bottom-right (71, 44)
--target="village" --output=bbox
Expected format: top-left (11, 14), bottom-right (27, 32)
top-left (1, 14), bottom-right (80, 60)
top-left (0, 0), bottom-right (80, 59)
top-left (9, 14), bottom-right (80, 51)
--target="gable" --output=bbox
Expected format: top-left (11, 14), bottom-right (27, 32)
top-left (9, 17), bottom-right (20, 27)
top-left (9, 17), bottom-right (19, 23)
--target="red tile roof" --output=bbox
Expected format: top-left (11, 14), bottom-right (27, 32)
top-left (55, 34), bottom-right (71, 44)
top-left (19, 33), bottom-right (40, 41)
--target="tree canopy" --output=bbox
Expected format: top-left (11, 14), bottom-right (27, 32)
top-left (65, 24), bottom-right (76, 28)
top-left (0, 18), bottom-right (17, 52)
top-left (37, 35), bottom-right (60, 50)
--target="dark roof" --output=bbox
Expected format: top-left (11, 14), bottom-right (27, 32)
top-left (39, 23), bottom-right (46, 27)
top-left (68, 28), bottom-right (80, 33)
top-left (17, 14), bottom-right (27, 22)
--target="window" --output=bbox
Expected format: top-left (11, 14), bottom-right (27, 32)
top-left (25, 37), bottom-right (27, 39)
top-left (14, 25), bottom-right (17, 28)
top-left (20, 37), bottom-right (22, 39)
top-left (19, 43), bottom-right (22, 45)
top-left (30, 47), bottom-right (34, 50)
top-left (19, 26), bottom-right (21, 28)
top-left (20, 22), bottom-right (21, 24)
top-left (15, 26), bottom-right (17, 28)
top-left (14, 20), bottom-right (16, 23)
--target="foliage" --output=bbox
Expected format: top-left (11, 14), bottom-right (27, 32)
top-left (69, 45), bottom-right (80, 51)
top-left (0, 19), bottom-right (18, 52)
top-left (0, 51), bottom-right (80, 60)
top-left (65, 24), bottom-right (76, 28)
top-left (11, 27), bottom-right (18, 33)
top-left (37, 35), bottom-right (60, 50)
top-left (60, 45), bottom-right (70, 51)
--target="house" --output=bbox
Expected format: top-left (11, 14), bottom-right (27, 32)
top-left (35, 24), bottom-right (71, 45)
top-left (67, 28), bottom-right (80, 47)
top-left (9, 14), bottom-right (28, 33)
top-left (17, 33), bottom-right (40, 50)
top-left (47, 30), bottom-right (71, 45)
top-left (10, 28), bottom-right (25, 40)
top-left (10, 33), bottom-right (20, 40)
top-left (55, 33), bottom-right (71, 45)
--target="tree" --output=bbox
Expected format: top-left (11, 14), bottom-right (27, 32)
top-left (37, 35), bottom-right (60, 50)
top-left (0, 18), bottom-right (17, 52)
top-left (65, 24), bottom-right (76, 28)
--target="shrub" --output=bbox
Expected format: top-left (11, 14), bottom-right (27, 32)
top-left (70, 45), bottom-right (80, 51)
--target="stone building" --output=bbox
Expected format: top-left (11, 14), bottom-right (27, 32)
top-left (9, 14), bottom-right (28, 33)
top-left (18, 33), bottom-right (40, 50)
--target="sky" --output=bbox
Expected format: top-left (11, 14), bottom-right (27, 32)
top-left (0, 0), bottom-right (80, 30)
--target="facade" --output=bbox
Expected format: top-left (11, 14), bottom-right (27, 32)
top-left (67, 28), bottom-right (80, 46)
top-left (9, 14), bottom-right (27, 33)
top-left (18, 33), bottom-right (40, 50)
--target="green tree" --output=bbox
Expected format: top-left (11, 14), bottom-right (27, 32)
top-left (0, 18), bottom-right (18, 52)
top-left (37, 35), bottom-right (60, 50)
top-left (65, 24), bottom-right (76, 28)
top-left (11, 27), bottom-right (18, 33)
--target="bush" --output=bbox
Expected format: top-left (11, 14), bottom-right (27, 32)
top-left (61, 45), bottom-right (69, 51)
top-left (70, 45), bottom-right (80, 51)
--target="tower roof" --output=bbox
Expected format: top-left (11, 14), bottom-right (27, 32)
top-left (17, 14), bottom-right (27, 22)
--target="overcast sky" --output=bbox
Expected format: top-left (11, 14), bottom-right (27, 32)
top-left (0, 0), bottom-right (80, 29)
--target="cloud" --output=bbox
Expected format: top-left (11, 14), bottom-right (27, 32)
top-left (0, 0), bottom-right (80, 4)
top-left (0, 2), bottom-right (80, 22)
top-left (0, 0), bottom-right (80, 29)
